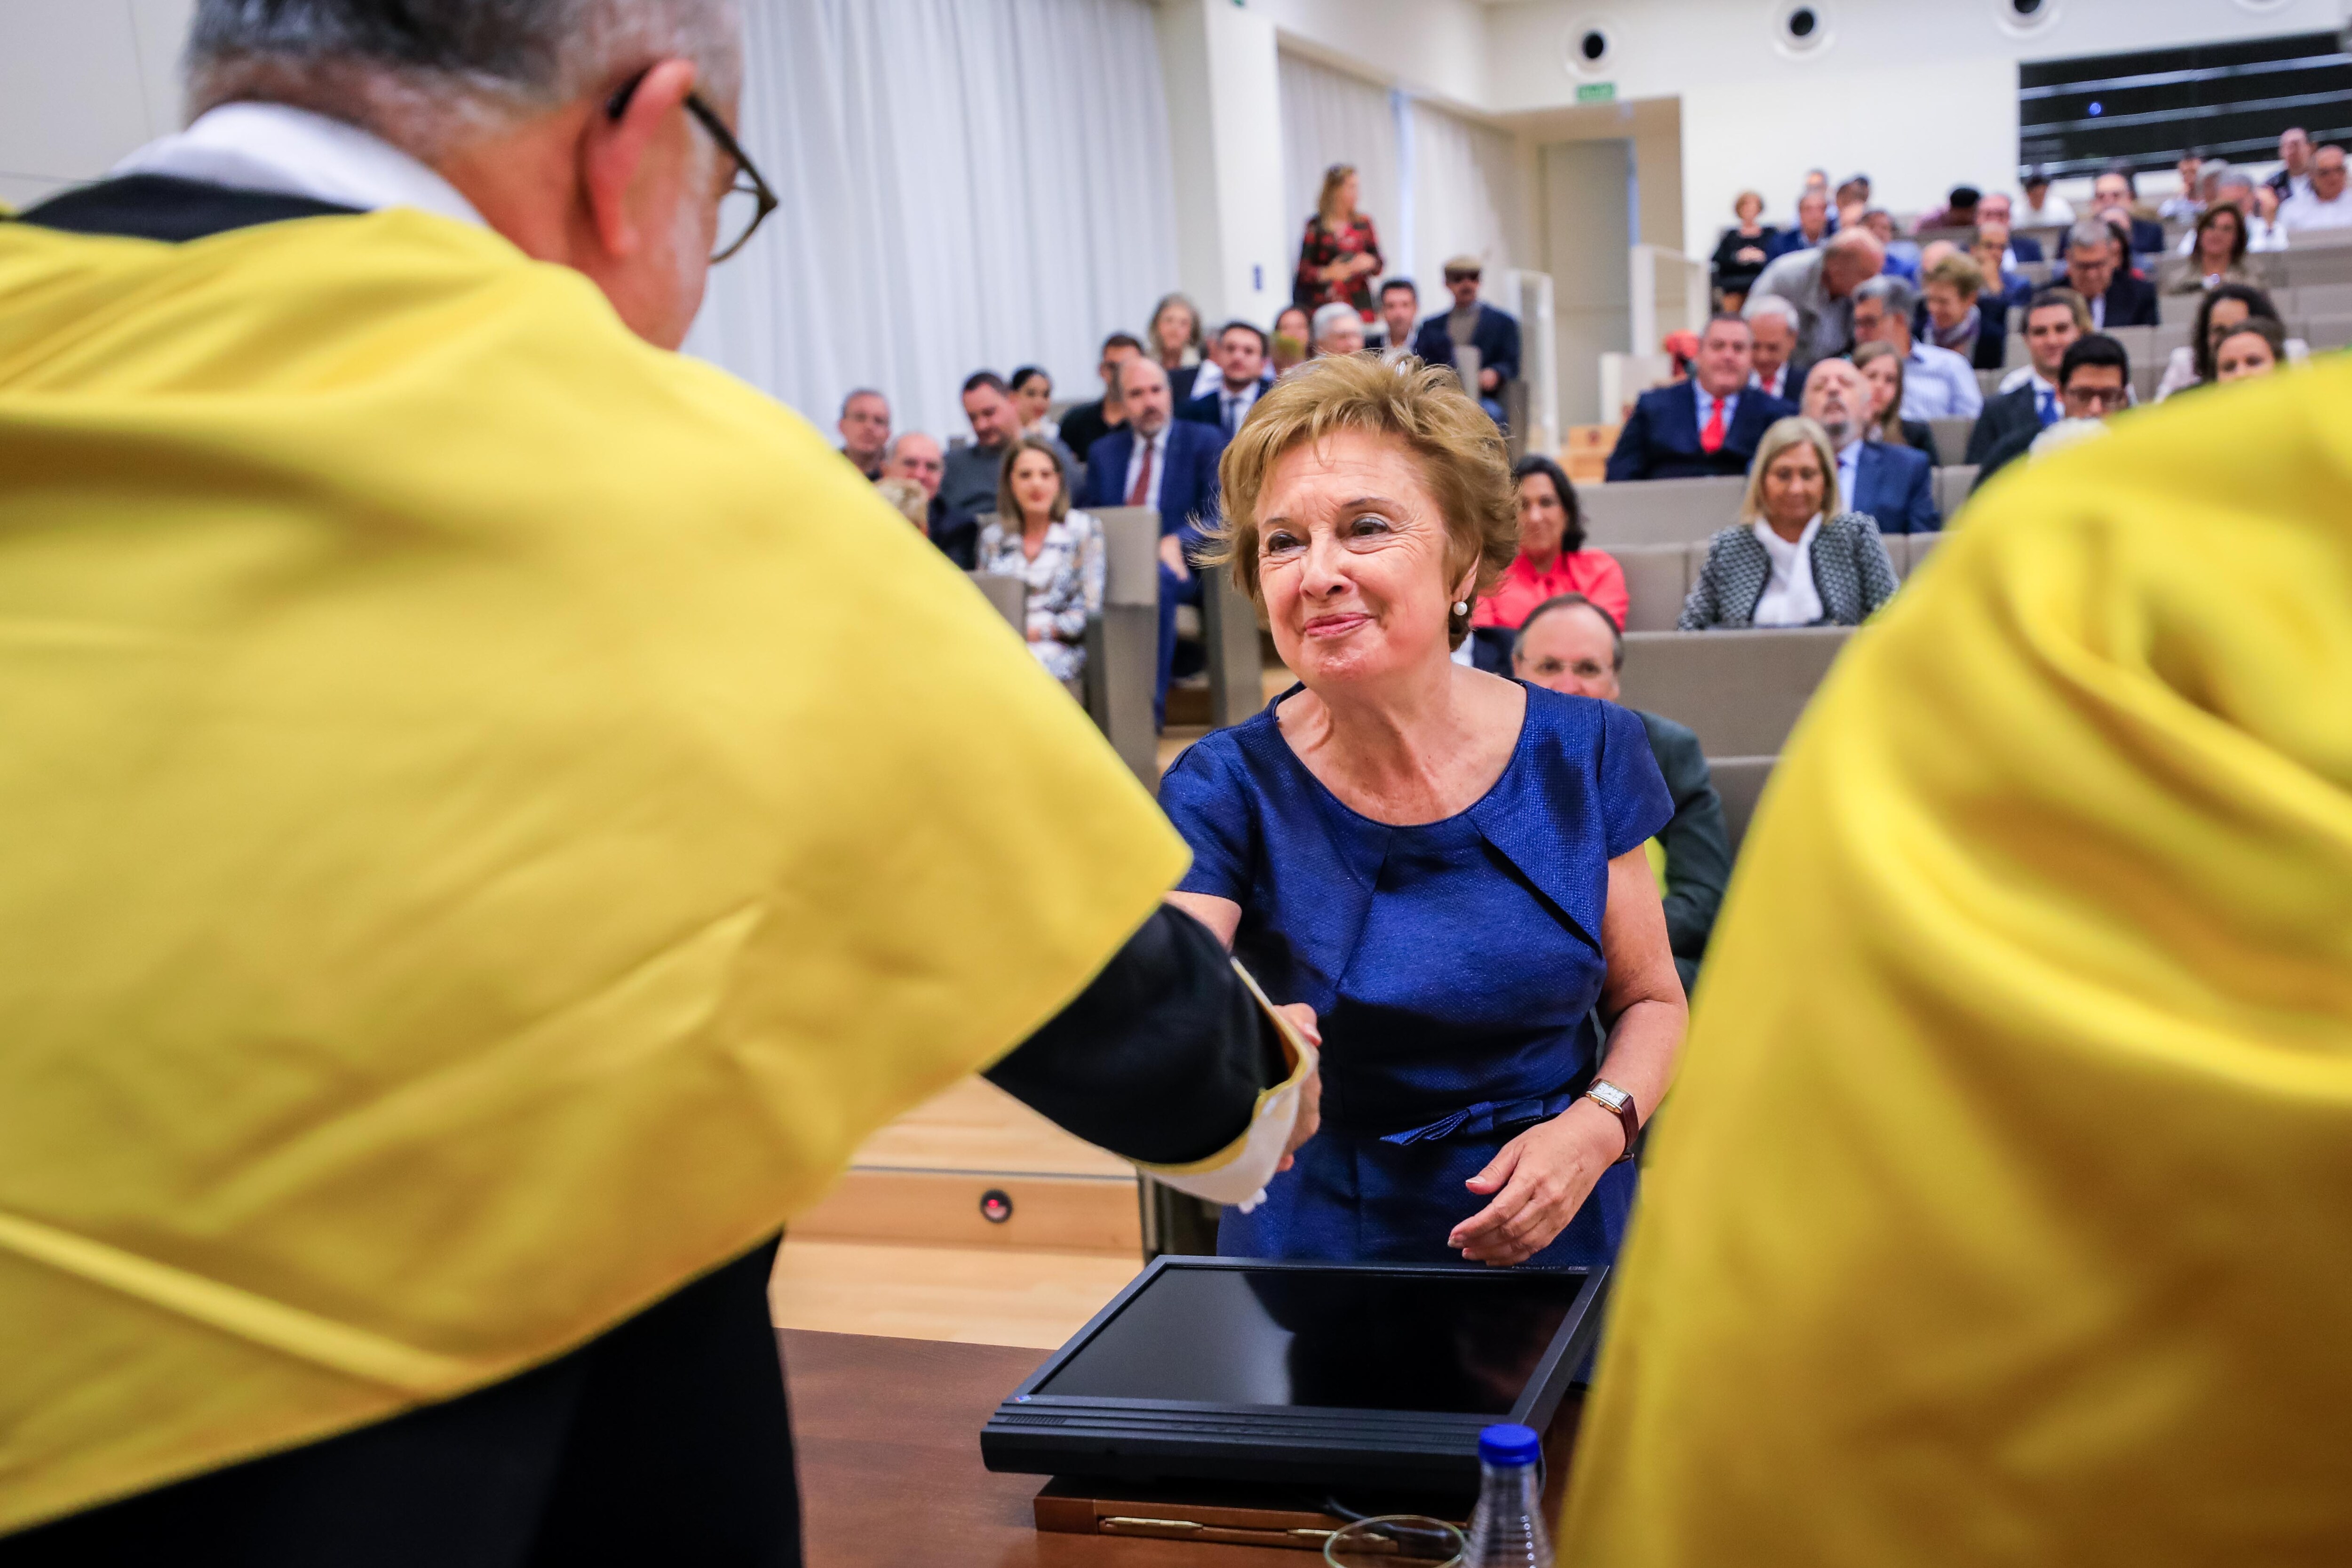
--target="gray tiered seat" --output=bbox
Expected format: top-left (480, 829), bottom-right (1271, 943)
top-left (1082, 506), bottom-right (1162, 789)
top-left (1617, 627), bottom-right (1853, 757)
top-left (1926, 417), bottom-right (1974, 467)
top-left (1708, 756), bottom-right (1777, 857)
top-left (1615, 543), bottom-right (1698, 633)
top-left (1580, 476), bottom-right (1747, 548)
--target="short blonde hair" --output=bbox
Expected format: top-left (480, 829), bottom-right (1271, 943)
top-left (1740, 415), bottom-right (1842, 524)
top-left (1922, 250), bottom-right (1987, 298)
top-left (1202, 354), bottom-right (1515, 650)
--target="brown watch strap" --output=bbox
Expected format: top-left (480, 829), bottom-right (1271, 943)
top-left (1589, 1085), bottom-right (1641, 1163)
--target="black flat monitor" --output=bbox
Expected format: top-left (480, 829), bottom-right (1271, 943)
top-left (980, 1257), bottom-right (1607, 1492)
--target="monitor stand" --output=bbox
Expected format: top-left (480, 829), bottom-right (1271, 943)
top-left (1033, 1388), bottom-right (1582, 1552)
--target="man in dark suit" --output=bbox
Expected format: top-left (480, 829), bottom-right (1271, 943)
top-left (2055, 221), bottom-right (2157, 331)
top-left (1769, 190), bottom-right (1834, 259)
top-left (1801, 358), bottom-right (1938, 534)
top-left (1745, 296), bottom-right (1809, 402)
top-left (1179, 321), bottom-right (1274, 439)
top-left (1974, 334), bottom-right (2130, 493)
top-left (1606, 314), bottom-right (1795, 482)
top-left (1077, 357), bottom-right (1226, 726)
top-left (1513, 595), bottom-right (1729, 994)
top-left (1975, 193), bottom-right (2043, 262)
top-left (1410, 257), bottom-right (1521, 424)
top-left (2092, 167), bottom-right (2167, 258)
top-left (1965, 287), bottom-right (2084, 466)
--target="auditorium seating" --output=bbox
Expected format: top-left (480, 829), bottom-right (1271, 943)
top-left (1582, 475), bottom-right (1748, 547)
top-left (1610, 525), bottom-right (1947, 630)
top-left (1618, 627), bottom-right (1853, 756)
top-left (968, 571), bottom-right (1025, 631)
top-left (1926, 417), bottom-right (1974, 466)
top-left (1081, 506), bottom-right (1161, 787)
top-left (1708, 755), bottom-right (1777, 856)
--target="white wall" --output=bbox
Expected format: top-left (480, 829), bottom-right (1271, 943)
top-left (1249, 0), bottom-right (1492, 110)
top-left (1158, 0), bottom-right (1291, 326)
top-left (1482, 0), bottom-right (2352, 256)
top-left (0, 0), bottom-right (191, 209)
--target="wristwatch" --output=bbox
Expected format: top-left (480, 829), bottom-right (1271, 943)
top-left (1583, 1080), bottom-right (1641, 1164)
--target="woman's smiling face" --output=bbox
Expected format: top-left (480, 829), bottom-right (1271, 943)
top-left (1255, 428), bottom-right (1466, 691)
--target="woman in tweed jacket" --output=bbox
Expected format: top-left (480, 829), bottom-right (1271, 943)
top-left (1678, 415), bottom-right (1901, 631)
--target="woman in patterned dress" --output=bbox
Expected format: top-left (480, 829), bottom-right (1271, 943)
top-left (976, 437), bottom-right (1104, 685)
top-left (1293, 163), bottom-right (1383, 322)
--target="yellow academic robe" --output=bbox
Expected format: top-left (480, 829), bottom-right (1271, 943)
top-left (1564, 361), bottom-right (2352, 1563)
top-left (0, 210), bottom-right (1186, 1533)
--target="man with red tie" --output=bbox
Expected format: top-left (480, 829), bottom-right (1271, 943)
top-left (1605, 314), bottom-right (1797, 482)
top-left (1077, 356), bottom-right (1227, 726)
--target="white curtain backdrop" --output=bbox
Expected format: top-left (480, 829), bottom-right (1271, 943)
top-left (1277, 50), bottom-right (1400, 302)
top-left (684, 0), bottom-right (1180, 443)
top-left (1409, 100), bottom-right (1525, 295)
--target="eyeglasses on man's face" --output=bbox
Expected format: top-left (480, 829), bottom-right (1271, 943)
top-left (2063, 380), bottom-right (2130, 414)
top-left (607, 70), bottom-right (779, 263)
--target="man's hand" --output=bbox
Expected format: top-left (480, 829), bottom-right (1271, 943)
top-left (1158, 533), bottom-right (1191, 579)
top-left (1479, 367), bottom-right (1502, 392)
top-left (1447, 1101), bottom-right (1623, 1266)
top-left (1274, 1002), bottom-right (1321, 1173)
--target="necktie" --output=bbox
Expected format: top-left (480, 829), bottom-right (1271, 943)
top-left (1224, 394), bottom-right (1241, 437)
top-left (1700, 395), bottom-right (1727, 454)
top-left (1127, 436), bottom-right (1156, 507)
top-left (2036, 387), bottom-right (2058, 427)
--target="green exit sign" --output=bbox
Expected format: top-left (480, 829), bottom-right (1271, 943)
top-left (1576, 81), bottom-right (1616, 103)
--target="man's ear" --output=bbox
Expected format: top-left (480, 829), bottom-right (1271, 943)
top-left (581, 58), bottom-right (699, 261)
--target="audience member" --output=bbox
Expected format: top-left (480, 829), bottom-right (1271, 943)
top-left (1074, 356), bottom-right (1224, 726)
top-left (1859, 209), bottom-right (1918, 282)
top-left (2058, 218), bottom-right (2158, 329)
top-left (1057, 332), bottom-right (1144, 464)
top-left (1975, 334), bottom-right (2130, 489)
top-left (939, 371), bottom-right (1075, 570)
top-left (2090, 166), bottom-right (2166, 256)
top-left (1181, 321), bottom-right (1274, 438)
top-left (977, 435), bottom-right (1105, 686)
top-left (2169, 204), bottom-right (2252, 293)
top-left (1376, 277), bottom-right (1420, 357)
top-left (1712, 190), bottom-right (1779, 304)
top-left (1919, 251), bottom-right (2005, 370)
top-left (2017, 166), bottom-right (2074, 227)
top-left (1410, 256), bottom-right (1521, 423)
top-left (1750, 227), bottom-right (1885, 364)
top-left (1293, 162), bottom-right (1383, 319)
top-left (2279, 144), bottom-right (2352, 234)
top-left (1806, 356), bottom-right (1937, 533)
top-left (1148, 293), bottom-right (1208, 403)
top-left (881, 430), bottom-right (946, 536)
top-left (1834, 174), bottom-right (1871, 231)
top-left (1969, 287), bottom-right (2085, 462)
top-left (1512, 593), bottom-right (1729, 995)
top-left (2209, 318), bottom-right (2285, 386)
top-left (1969, 221), bottom-right (2031, 312)
top-left (1660, 329), bottom-right (1701, 382)
top-left (1009, 365), bottom-right (1059, 442)
top-left (1920, 184), bottom-right (1981, 231)
top-left (1768, 190), bottom-right (1833, 258)
top-left (1605, 314), bottom-right (1794, 481)
top-left (1311, 301), bottom-right (1366, 358)
top-left (2158, 151), bottom-right (2205, 221)
top-left (2267, 127), bottom-right (2314, 206)
top-left (1678, 415), bottom-right (1899, 630)
top-left (836, 387), bottom-right (890, 479)
top-left (1851, 274), bottom-right (1981, 420)
top-left (1470, 454), bottom-right (1629, 637)
top-left (2155, 283), bottom-right (2298, 402)
top-left (1974, 192), bottom-right (2043, 261)
top-left (1744, 295), bottom-right (1806, 400)
top-left (2185, 170), bottom-right (2284, 254)
top-left (1270, 304), bottom-right (1312, 375)
top-left (1850, 342), bottom-right (1940, 466)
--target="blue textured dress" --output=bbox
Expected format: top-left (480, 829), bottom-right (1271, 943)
top-left (1159, 683), bottom-right (1674, 1270)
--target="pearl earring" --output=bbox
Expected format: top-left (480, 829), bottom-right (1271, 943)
top-left (1453, 600), bottom-right (1469, 616)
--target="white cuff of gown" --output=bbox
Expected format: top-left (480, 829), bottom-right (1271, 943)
top-left (1130, 961), bottom-right (1316, 1215)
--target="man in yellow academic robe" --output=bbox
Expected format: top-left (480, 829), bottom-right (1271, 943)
top-left (1562, 360), bottom-right (2352, 1563)
top-left (0, 2), bottom-right (1314, 1558)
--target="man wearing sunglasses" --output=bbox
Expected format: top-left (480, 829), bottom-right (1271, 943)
top-left (0, 1), bottom-right (1318, 1560)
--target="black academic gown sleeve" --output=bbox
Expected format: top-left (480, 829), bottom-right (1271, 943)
top-left (984, 903), bottom-right (1284, 1167)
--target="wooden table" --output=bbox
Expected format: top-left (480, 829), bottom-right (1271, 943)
top-left (780, 1329), bottom-right (1581, 1567)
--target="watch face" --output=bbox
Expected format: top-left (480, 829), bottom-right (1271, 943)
top-left (1589, 1082), bottom-right (1631, 1113)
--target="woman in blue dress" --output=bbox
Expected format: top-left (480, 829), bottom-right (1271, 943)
top-left (1161, 354), bottom-right (1688, 1270)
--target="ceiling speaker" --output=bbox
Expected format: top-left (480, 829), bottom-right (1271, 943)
top-left (1772, 2), bottom-right (1835, 57)
top-left (1563, 16), bottom-right (1615, 77)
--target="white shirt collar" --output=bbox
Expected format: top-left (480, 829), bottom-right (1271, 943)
top-left (1749, 514), bottom-right (1826, 627)
top-left (1754, 514), bottom-right (1823, 561)
top-left (112, 102), bottom-right (487, 229)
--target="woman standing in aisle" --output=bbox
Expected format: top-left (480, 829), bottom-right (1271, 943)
top-left (1293, 164), bottom-right (1383, 324)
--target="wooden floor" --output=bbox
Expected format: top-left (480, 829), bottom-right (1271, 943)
top-left (770, 1239), bottom-right (1140, 1349)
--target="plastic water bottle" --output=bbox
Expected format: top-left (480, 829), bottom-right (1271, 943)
top-left (1462, 1422), bottom-right (1553, 1567)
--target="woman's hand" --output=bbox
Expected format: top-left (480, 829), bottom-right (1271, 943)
top-left (1275, 1003), bottom-right (1322, 1173)
top-left (1447, 1100), bottom-right (1625, 1266)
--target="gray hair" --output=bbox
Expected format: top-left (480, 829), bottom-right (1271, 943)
top-left (1744, 294), bottom-right (1801, 330)
top-left (2065, 218), bottom-right (2118, 254)
top-left (1853, 272), bottom-right (1916, 318)
top-left (187, 0), bottom-right (742, 153)
top-left (1311, 302), bottom-right (1360, 342)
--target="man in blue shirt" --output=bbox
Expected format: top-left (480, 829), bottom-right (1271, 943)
top-left (1851, 274), bottom-right (1981, 422)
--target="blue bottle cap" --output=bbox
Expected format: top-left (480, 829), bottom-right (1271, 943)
top-left (1478, 1423), bottom-right (1542, 1466)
